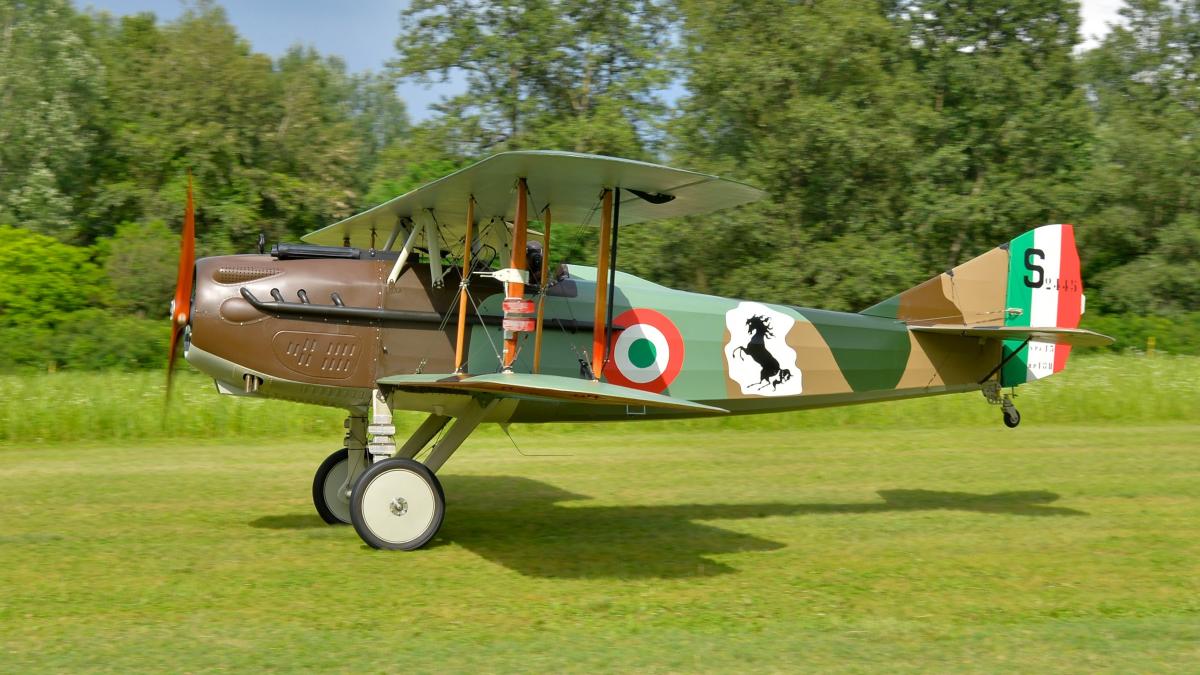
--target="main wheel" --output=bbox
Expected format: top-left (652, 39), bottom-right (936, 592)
top-left (312, 448), bottom-right (354, 524)
top-left (1003, 408), bottom-right (1021, 428)
top-left (350, 458), bottom-right (445, 550)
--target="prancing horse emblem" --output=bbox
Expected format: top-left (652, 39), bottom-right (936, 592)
top-left (732, 314), bottom-right (793, 390)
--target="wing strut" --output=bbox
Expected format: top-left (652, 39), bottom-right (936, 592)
top-left (591, 189), bottom-right (614, 379)
top-left (603, 187), bottom-right (622, 369)
top-left (501, 178), bottom-right (529, 371)
top-left (453, 196), bottom-right (476, 373)
top-left (421, 210), bottom-right (444, 287)
top-left (387, 222), bottom-right (420, 285)
top-left (532, 205), bottom-right (552, 373)
top-left (382, 217), bottom-right (406, 251)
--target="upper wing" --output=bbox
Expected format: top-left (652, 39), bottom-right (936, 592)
top-left (303, 151), bottom-right (765, 248)
top-left (909, 324), bottom-right (1115, 348)
top-left (377, 372), bottom-right (727, 415)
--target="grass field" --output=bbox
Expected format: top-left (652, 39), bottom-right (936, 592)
top-left (1, 354), bottom-right (1198, 444)
top-left (1, 421), bottom-right (1198, 671)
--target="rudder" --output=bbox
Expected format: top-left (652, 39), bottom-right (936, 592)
top-left (1000, 224), bottom-right (1083, 385)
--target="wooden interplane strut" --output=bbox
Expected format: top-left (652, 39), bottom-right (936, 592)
top-left (502, 179), bottom-right (529, 371)
top-left (532, 206), bottom-right (552, 374)
top-left (603, 188), bottom-right (621, 369)
top-left (454, 197), bottom-right (475, 373)
top-left (591, 189), bottom-right (614, 380)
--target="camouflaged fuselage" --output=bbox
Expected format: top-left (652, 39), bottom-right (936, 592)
top-left (478, 266), bottom-right (1000, 422)
top-left (187, 225), bottom-right (1087, 423)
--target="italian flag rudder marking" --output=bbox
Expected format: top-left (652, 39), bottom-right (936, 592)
top-left (1001, 224), bottom-right (1083, 386)
top-left (1054, 225), bottom-right (1082, 372)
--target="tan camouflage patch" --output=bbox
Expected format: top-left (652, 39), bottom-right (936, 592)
top-left (723, 326), bottom-right (740, 398)
top-left (897, 246), bottom-right (1009, 327)
top-left (784, 320), bottom-right (852, 396)
top-left (944, 246), bottom-right (1009, 326)
top-left (895, 331), bottom-right (1002, 390)
top-left (897, 276), bottom-right (964, 325)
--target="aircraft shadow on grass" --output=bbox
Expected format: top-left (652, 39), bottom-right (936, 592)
top-left (251, 477), bottom-right (1086, 579)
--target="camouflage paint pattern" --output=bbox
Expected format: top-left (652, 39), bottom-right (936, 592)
top-left (185, 225), bottom-right (1090, 424)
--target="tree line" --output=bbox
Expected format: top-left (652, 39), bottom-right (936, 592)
top-left (1, 0), bottom-right (1197, 370)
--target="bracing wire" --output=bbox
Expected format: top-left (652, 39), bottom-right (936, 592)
top-left (465, 286), bottom-right (503, 364)
top-left (417, 423), bottom-right (452, 464)
top-left (501, 423), bottom-right (571, 458)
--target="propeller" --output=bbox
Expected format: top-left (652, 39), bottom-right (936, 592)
top-left (166, 172), bottom-right (196, 399)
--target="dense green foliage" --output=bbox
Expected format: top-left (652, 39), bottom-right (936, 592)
top-left (0, 0), bottom-right (1197, 371)
top-left (1083, 311), bottom-right (1200, 355)
top-left (1081, 0), bottom-right (1200, 313)
top-left (0, 226), bottom-right (103, 328)
top-left (627, 0), bottom-right (1093, 310)
top-left (394, 0), bottom-right (673, 158)
top-left (1, 0), bottom-right (407, 248)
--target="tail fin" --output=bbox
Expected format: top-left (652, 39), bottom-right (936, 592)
top-left (862, 224), bottom-right (1086, 386)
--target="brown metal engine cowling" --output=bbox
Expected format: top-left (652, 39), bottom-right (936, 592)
top-left (188, 253), bottom-right (503, 390)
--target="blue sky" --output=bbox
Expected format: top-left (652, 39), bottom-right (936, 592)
top-left (79, 0), bottom-right (461, 119)
top-left (79, 0), bottom-right (1125, 122)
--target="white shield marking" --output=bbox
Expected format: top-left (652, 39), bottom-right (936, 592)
top-left (724, 302), bottom-right (803, 397)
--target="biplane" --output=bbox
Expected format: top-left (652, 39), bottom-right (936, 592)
top-left (167, 151), bottom-right (1113, 550)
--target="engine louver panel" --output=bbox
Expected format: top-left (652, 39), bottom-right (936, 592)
top-left (214, 267), bottom-right (280, 284)
top-left (271, 331), bottom-right (361, 379)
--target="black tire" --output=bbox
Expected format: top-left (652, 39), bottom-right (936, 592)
top-left (312, 448), bottom-right (352, 525)
top-left (1003, 409), bottom-right (1021, 428)
top-left (350, 458), bottom-right (445, 551)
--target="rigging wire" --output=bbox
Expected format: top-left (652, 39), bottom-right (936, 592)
top-left (416, 423), bottom-right (452, 464)
top-left (501, 423), bottom-right (571, 458)
top-left (465, 286), bottom-right (504, 365)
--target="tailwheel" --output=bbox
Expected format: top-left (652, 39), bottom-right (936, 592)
top-left (313, 448), bottom-right (354, 524)
top-left (350, 458), bottom-right (445, 550)
top-left (1002, 398), bottom-right (1021, 429)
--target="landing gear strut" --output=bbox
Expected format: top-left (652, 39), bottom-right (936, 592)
top-left (312, 413), bottom-right (368, 524)
top-left (1002, 400), bottom-right (1021, 428)
top-left (347, 395), bottom-right (500, 550)
top-left (982, 381), bottom-right (1021, 429)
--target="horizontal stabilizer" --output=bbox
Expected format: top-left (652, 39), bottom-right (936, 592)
top-left (910, 324), bottom-right (1115, 348)
top-left (377, 372), bottom-right (727, 414)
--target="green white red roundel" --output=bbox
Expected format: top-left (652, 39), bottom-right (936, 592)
top-left (603, 308), bottom-right (685, 393)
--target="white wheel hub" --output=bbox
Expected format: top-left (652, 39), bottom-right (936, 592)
top-left (360, 467), bottom-right (437, 546)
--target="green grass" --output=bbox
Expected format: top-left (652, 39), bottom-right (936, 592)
top-left (1, 354), bottom-right (1197, 445)
top-left (1, 424), bottom-right (1198, 671)
top-left (1, 354), bottom-right (1196, 670)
